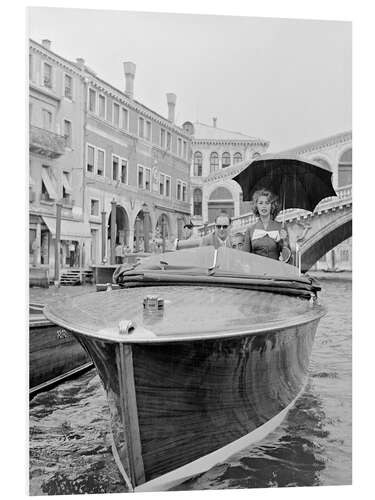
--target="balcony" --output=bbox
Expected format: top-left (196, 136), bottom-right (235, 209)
top-left (29, 125), bottom-right (67, 159)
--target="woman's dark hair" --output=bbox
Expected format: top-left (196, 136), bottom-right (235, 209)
top-left (252, 189), bottom-right (279, 220)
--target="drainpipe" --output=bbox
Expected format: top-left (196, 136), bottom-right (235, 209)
top-left (101, 210), bottom-right (107, 263)
top-left (110, 199), bottom-right (117, 264)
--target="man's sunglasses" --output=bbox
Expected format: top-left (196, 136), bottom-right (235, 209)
top-left (216, 225), bottom-right (229, 229)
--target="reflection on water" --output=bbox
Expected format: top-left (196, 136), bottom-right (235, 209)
top-left (29, 277), bottom-right (351, 495)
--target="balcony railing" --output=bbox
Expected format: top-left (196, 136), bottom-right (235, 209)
top-left (29, 125), bottom-right (67, 159)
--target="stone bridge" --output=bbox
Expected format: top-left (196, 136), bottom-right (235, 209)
top-left (198, 185), bottom-right (352, 271)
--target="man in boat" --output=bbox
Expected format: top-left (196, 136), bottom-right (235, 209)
top-left (201, 212), bottom-right (234, 249)
top-left (174, 222), bottom-right (201, 250)
top-left (231, 232), bottom-right (245, 250)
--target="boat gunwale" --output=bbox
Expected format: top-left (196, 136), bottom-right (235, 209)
top-left (44, 297), bottom-right (326, 345)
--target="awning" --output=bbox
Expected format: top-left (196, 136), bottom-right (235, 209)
top-left (41, 167), bottom-right (57, 200)
top-left (42, 216), bottom-right (91, 240)
top-left (62, 172), bottom-right (72, 194)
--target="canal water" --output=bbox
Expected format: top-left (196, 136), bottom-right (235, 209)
top-left (29, 275), bottom-right (352, 495)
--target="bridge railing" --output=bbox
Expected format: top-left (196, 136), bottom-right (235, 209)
top-left (197, 184), bottom-right (352, 236)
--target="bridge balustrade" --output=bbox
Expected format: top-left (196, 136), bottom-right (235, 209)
top-left (197, 185), bottom-right (351, 236)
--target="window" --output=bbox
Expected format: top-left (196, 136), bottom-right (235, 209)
top-left (178, 138), bottom-right (182, 157)
top-left (87, 145), bottom-right (95, 173)
top-left (121, 107), bottom-right (129, 130)
top-left (145, 121), bottom-right (151, 141)
top-left (138, 165), bottom-right (151, 190)
top-left (166, 132), bottom-right (172, 151)
top-left (63, 120), bottom-right (72, 147)
top-left (159, 173), bottom-right (165, 196)
top-left (138, 117), bottom-right (145, 138)
top-left (62, 171), bottom-right (72, 203)
top-left (183, 141), bottom-right (188, 160)
top-left (112, 155), bottom-right (119, 181)
top-left (210, 152), bottom-right (219, 173)
top-left (90, 199), bottom-right (100, 216)
top-left (222, 152), bottom-right (231, 168)
top-left (29, 54), bottom-right (33, 81)
top-left (98, 94), bottom-right (106, 119)
top-left (138, 166), bottom-right (144, 188)
top-left (160, 128), bottom-right (166, 148)
top-left (64, 74), bottom-right (73, 99)
top-left (177, 180), bottom-right (187, 201)
top-left (338, 148), bottom-right (352, 187)
top-left (41, 165), bottom-right (57, 201)
top-left (88, 88), bottom-right (96, 113)
top-left (97, 149), bottom-right (105, 176)
top-left (233, 152), bottom-right (242, 164)
top-left (145, 168), bottom-right (151, 191)
top-left (43, 63), bottom-right (52, 88)
top-left (42, 109), bottom-right (52, 130)
top-left (120, 159), bottom-right (128, 184)
top-left (194, 151), bottom-right (203, 176)
top-left (193, 188), bottom-right (202, 216)
top-left (41, 179), bottom-right (51, 201)
top-left (165, 176), bottom-right (171, 198)
top-left (113, 103), bottom-right (120, 127)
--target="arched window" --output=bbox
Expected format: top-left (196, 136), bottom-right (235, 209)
top-left (338, 148), bottom-right (352, 187)
top-left (233, 152), bottom-right (242, 164)
top-left (193, 151), bottom-right (203, 176)
top-left (222, 152), bottom-right (231, 168)
top-left (210, 152), bottom-right (219, 173)
top-left (193, 188), bottom-right (202, 216)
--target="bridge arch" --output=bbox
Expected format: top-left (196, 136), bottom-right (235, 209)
top-left (300, 210), bottom-right (352, 271)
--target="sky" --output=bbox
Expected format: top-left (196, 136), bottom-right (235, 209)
top-left (28, 7), bottom-right (351, 152)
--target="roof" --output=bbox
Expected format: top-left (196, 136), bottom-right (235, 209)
top-left (192, 121), bottom-right (266, 143)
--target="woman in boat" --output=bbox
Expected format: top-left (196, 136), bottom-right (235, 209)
top-left (243, 188), bottom-right (291, 261)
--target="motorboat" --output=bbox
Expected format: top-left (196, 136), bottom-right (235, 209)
top-left (44, 246), bottom-right (325, 491)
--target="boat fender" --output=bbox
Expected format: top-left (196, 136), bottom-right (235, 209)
top-left (118, 320), bottom-right (136, 335)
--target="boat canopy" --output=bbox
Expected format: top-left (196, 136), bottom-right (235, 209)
top-left (114, 246), bottom-right (320, 299)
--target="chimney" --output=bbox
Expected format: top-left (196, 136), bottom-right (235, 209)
top-left (76, 58), bottom-right (85, 69)
top-left (123, 61), bottom-right (136, 98)
top-left (166, 93), bottom-right (176, 123)
top-left (213, 117), bottom-right (217, 128)
top-left (42, 39), bottom-right (51, 50)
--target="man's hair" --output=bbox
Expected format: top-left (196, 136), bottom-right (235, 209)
top-left (184, 222), bottom-right (193, 229)
top-left (215, 212), bottom-right (232, 225)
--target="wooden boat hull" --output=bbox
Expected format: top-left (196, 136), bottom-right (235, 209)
top-left (74, 315), bottom-right (320, 490)
top-left (29, 315), bottom-right (91, 395)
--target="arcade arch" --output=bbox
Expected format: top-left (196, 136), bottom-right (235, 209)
top-left (107, 204), bottom-right (130, 246)
top-left (133, 207), bottom-right (152, 252)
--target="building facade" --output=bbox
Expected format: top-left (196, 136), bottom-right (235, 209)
top-left (84, 64), bottom-right (191, 264)
top-left (183, 119), bottom-right (269, 225)
top-left (29, 39), bottom-right (192, 278)
top-left (29, 39), bottom-right (90, 276)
